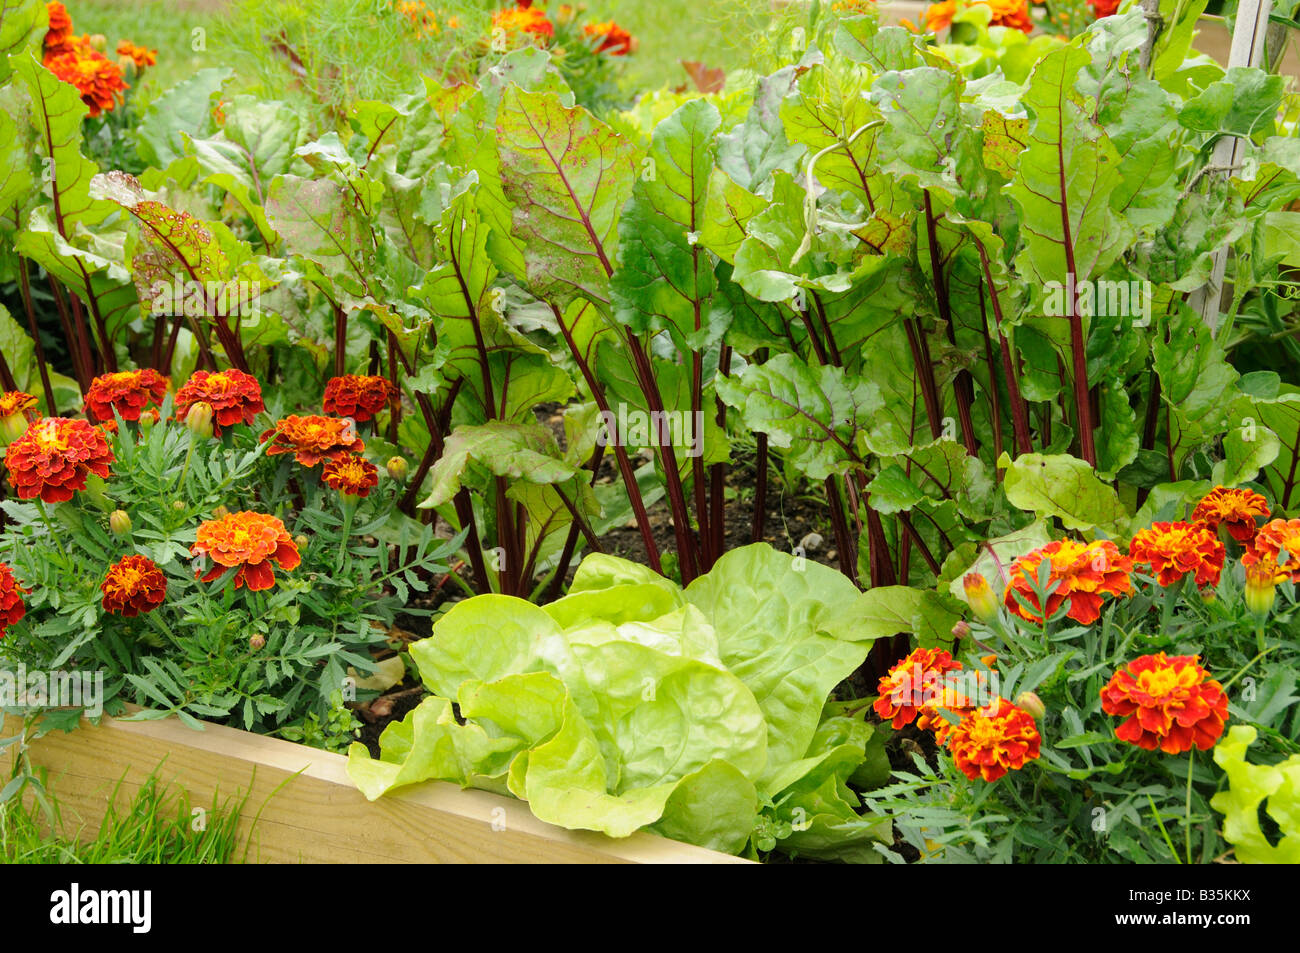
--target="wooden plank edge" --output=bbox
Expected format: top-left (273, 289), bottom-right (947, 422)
top-left (2, 713), bottom-right (752, 865)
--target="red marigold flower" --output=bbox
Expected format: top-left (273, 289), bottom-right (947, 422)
top-left (260, 415), bottom-right (365, 466)
top-left (583, 20), bottom-right (636, 55)
top-left (1101, 653), bottom-right (1228, 754)
top-left (1192, 486), bottom-right (1270, 544)
top-left (44, 42), bottom-right (129, 118)
top-left (873, 647), bottom-right (963, 730)
top-left (0, 391), bottom-right (38, 442)
top-left (321, 374), bottom-right (394, 423)
top-left (1088, 0), bottom-right (1121, 16)
top-left (115, 39), bottom-right (157, 68)
top-left (191, 511), bottom-right (301, 592)
top-left (100, 554), bottom-right (167, 616)
top-left (0, 562), bottom-right (28, 638)
top-left (4, 416), bottom-right (114, 503)
top-left (83, 368), bottom-right (168, 423)
top-left (1128, 521), bottom-right (1226, 588)
top-left (945, 697), bottom-right (1041, 782)
top-left (1243, 518), bottom-right (1300, 583)
top-left (43, 1), bottom-right (74, 53)
top-left (174, 369), bottom-right (264, 437)
top-left (321, 453), bottom-right (379, 498)
top-left (1004, 538), bottom-right (1133, 625)
top-left (492, 5), bottom-right (554, 41)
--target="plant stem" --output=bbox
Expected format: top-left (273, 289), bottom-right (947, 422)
top-left (1185, 749), bottom-right (1195, 865)
top-left (35, 500), bottom-right (68, 560)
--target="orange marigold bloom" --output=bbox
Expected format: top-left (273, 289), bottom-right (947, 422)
top-left (101, 554), bottom-right (167, 616)
top-left (987, 0), bottom-right (1034, 31)
top-left (83, 368), bottom-right (169, 423)
top-left (1128, 521), bottom-right (1226, 588)
top-left (1243, 518), bottom-right (1300, 583)
top-left (191, 511), bottom-right (301, 592)
top-left (1101, 653), bottom-right (1228, 754)
top-left (945, 697), bottom-right (1041, 782)
top-left (832, 0), bottom-right (878, 12)
top-left (4, 416), bottom-right (114, 503)
top-left (492, 5), bottom-right (554, 41)
top-left (1192, 486), bottom-right (1270, 544)
top-left (115, 40), bottom-right (157, 69)
top-left (321, 374), bottom-right (395, 423)
top-left (920, 0), bottom-right (956, 30)
top-left (913, 0), bottom-right (1032, 32)
top-left (43, 1), bottom-right (74, 53)
top-left (1004, 538), bottom-right (1133, 625)
top-left (44, 42), bottom-right (128, 118)
top-left (873, 647), bottom-right (963, 730)
top-left (0, 391), bottom-right (38, 419)
top-left (260, 415), bottom-right (365, 467)
top-left (174, 369), bottom-right (264, 437)
top-left (322, 453), bottom-right (379, 498)
top-left (0, 562), bottom-right (28, 638)
top-left (1089, 0), bottom-right (1121, 16)
top-left (583, 20), bottom-right (636, 55)
top-left (396, 0), bottom-right (439, 37)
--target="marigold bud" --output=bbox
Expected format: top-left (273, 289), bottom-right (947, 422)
top-left (386, 455), bottom-right (409, 481)
top-left (1244, 559), bottom-right (1282, 616)
top-left (183, 401), bottom-right (214, 438)
top-left (294, 535), bottom-right (309, 550)
top-left (88, 33), bottom-right (107, 51)
top-left (249, 633), bottom-right (266, 651)
top-left (109, 509), bottom-right (132, 535)
top-left (951, 620), bottom-right (971, 641)
top-left (0, 412), bottom-right (27, 445)
top-left (172, 500), bottom-right (186, 511)
top-left (211, 505), bottom-right (230, 521)
top-left (1015, 691), bottom-right (1046, 721)
top-left (963, 572), bottom-right (999, 623)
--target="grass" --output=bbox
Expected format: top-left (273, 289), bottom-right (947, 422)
top-left (0, 767), bottom-right (255, 864)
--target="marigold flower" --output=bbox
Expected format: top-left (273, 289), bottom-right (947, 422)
top-left (963, 571), bottom-right (999, 623)
top-left (492, 4), bottom-right (554, 42)
top-left (115, 40), bottom-right (157, 69)
top-left (174, 369), bottom-right (264, 437)
top-left (1004, 538), bottom-right (1133, 625)
top-left (83, 368), bottom-right (168, 423)
top-left (0, 391), bottom-right (38, 443)
top-left (4, 416), bottom-right (114, 503)
top-left (260, 415), bottom-right (365, 466)
top-left (945, 697), bottom-right (1041, 782)
top-left (1193, 486), bottom-right (1270, 544)
top-left (873, 647), bottom-right (964, 730)
top-left (396, 0), bottom-right (439, 37)
top-left (0, 562), bottom-right (29, 638)
top-left (191, 511), bottom-right (301, 592)
top-left (43, 1), bottom-right (74, 54)
top-left (321, 374), bottom-right (394, 423)
top-left (1243, 518), bottom-right (1300, 583)
top-left (1088, 0), bottom-right (1121, 16)
top-left (832, 0), bottom-right (878, 12)
top-left (322, 453), bottom-right (379, 498)
top-left (1128, 521), bottom-right (1226, 588)
top-left (1101, 653), bottom-right (1228, 754)
top-left (912, 0), bottom-right (1032, 32)
top-left (44, 41), bottom-right (129, 118)
top-left (101, 554), bottom-right (167, 616)
top-left (1243, 556), bottom-right (1286, 616)
top-left (583, 21), bottom-right (636, 55)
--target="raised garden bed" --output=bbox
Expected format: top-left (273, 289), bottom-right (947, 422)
top-left (1, 713), bottom-right (749, 864)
